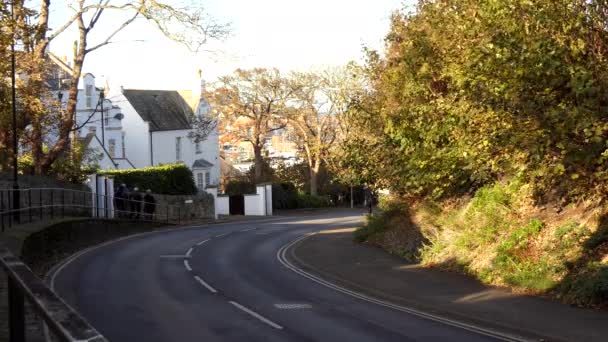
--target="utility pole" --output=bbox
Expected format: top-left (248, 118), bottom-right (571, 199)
top-left (11, 1), bottom-right (20, 223)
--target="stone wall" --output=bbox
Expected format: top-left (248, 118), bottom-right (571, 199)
top-left (152, 192), bottom-right (214, 221)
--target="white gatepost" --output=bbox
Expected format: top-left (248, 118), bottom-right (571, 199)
top-left (88, 174), bottom-right (115, 218)
top-left (204, 186), bottom-right (219, 219)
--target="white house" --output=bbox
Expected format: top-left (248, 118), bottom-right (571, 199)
top-left (113, 76), bottom-right (220, 191)
top-left (48, 53), bottom-right (134, 170)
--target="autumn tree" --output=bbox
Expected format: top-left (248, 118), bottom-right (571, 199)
top-left (4, 0), bottom-right (228, 175)
top-left (343, 0), bottom-right (608, 201)
top-left (286, 68), bottom-right (362, 195)
top-left (208, 68), bottom-right (292, 183)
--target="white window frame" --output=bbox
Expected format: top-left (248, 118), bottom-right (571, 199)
top-left (197, 173), bottom-right (204, 190)
top-left (176, 136), bottom-right (182, 161)
top-left (205, 171), bottom-right (211, 187)
top-left (108, 138), bottom-right (116, 158)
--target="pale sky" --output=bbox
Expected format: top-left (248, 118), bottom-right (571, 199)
top-left (48, 1), bottom-right (412, 91)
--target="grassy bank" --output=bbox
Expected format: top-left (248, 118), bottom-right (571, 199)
top-left (356, 181), bottom-right (608, 307)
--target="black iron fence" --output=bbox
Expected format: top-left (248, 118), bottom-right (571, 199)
top-left (0, 187), bottom-right (191, 231)
top-left (0, 247), bottom-right (108, 342)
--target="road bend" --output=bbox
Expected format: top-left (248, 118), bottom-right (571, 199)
top-left (51, 210), bottom-right (508, 342)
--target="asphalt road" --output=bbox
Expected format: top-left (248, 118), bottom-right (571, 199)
top-left (51, 210), bottom-right (506, 342)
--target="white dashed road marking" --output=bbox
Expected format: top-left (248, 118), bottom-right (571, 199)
top-left (184, 259), bottom-right (192, 271)
top-left (159, 255), bottom-right (191, 259)
top-left (186, 247), bottom-right (194, 257)
top-left (240, 228), bottom-right (256, 232)
top-left (274, 303), bottom-right (312, 309)
top-left (215, 232), bottom-right (230, 238)
top-left (229, 301), bottom-right (283, 330)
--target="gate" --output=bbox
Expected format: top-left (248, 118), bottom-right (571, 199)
top-left (229, 195), bottom-right (245, 215)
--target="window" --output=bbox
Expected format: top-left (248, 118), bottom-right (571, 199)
top-left (205, 172), bottom-right (211, 187)
top-left (108, 139), bottom-right (116, 158)
top-left (197, 173), bottom-right (203, 190)
top-left (88, 126), bottom-right (96, 134)
top-left (85, 85), bottom-right (93, 108)
top-left (121, 134), bottom-right (126, 158)
top-left (103, 112), bottom-right (109, 126)
top-left (195, 141), bottom-right (201, 154)
top-left (175, 137), bottom-right (182, 161)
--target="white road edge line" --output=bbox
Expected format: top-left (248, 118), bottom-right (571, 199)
top-left (277, 235), bottom-right (531, 342)
top-left (184, 259), bottom-right (192, 271)
top-left (194, 275), bottom-right (218, 293)
top-left (229, 301), bottom-right (283, 330)
top-left (196, 239), bottom-right (210, 246)
top-left (186, 247), bottom-right (194, 257)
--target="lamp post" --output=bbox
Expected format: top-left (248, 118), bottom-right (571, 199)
top-left (100, 90), bottom-right (105, 147)
top-left (10, 0), bottom-right (19, 223)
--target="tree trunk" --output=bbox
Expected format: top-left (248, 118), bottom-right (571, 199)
top-left (310, 160), bottom-right (320, 195)
top-left (39, 12), bottom-right (87, 174)
top-left (253, 143), bottom-right (264, 183)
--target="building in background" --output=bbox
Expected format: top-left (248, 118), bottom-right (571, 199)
top-left (115, 73), bottom-right (220, 191)
top-left (48, 53), bottom-right (133, 170)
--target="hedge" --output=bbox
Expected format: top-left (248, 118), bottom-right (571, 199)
top-left (102, 163), bottom-right (197, 195)
top-left (224, 180), bottom-right (256, 195)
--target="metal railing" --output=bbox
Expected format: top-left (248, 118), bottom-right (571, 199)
top-left (0, 247), bottom-right (108, 342)
top-left (0, 187), bottom-right (194, 231)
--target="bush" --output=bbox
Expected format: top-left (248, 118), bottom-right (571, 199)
top-left (102, 163), bottom-right (197, 195)
top-left (354, 212), bottom-right (391, 243)
top-left (295, 193), bottom-right (331, 208)
top-left (272, 182), bottom-right (298, 209)
top-left (225, 180), bottom-right (256, 195)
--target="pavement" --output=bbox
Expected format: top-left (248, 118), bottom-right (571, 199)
top-left (290, 227), bottom-right (608, 342)
top-left (50, 209), bottom-right (508, 342)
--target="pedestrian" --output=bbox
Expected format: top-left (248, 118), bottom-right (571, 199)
top-left (143, 189), bottom-right (156, 220)
top-left (114, 184), bottom-right (127, 217)
top-left (130, 187), bottom-right (142, 219)
top-left (365, 187), bottom-right (373, 214)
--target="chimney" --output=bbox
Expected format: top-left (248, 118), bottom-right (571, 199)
top-left (120, 85), bottom-right (124, 94)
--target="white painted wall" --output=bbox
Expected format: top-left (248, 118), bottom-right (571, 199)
top-left (151, 130), bottom-right (193, 166)
top-left (85, 136), bottom-right (116, 170)
top-left (244, 194), bottom-right (263, 216)
top-left (217, 196), bottom-right (229, 216)
top-left (51, 73), bottom-right (131, 170)
top-left (114, 93), bottom-right (151, 168)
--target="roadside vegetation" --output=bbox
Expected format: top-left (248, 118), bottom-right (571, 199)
top-left (348, 0), bottom-right (608, 307)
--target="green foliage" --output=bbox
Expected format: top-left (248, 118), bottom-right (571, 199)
top-left (559, 262), bottom-right (608, 306)
top-left (354, 212), bottom-right (392, 243)
top-left (225, 180), bottom-right (256, 195)
top-left (488, 219), bottom-right (558, 291)
top-left (272, 182), bottom-right (298, 209)
top-left (103, 163), bottom-right (197, 195)
top-left (342, 0), bottom-right (608, 202)
top-left (295, 192), bottom-right (331, 208)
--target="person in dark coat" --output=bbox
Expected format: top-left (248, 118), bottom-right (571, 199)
top-left (143, 189), bottom-right (156, 220)
top-left (114, 184), bottom-right (127, 216)
top-left (130, 187), bottom-right (142, 219)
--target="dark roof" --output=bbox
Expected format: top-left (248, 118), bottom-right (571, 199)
top-left (122, 89), bottom-right (193, 131)
top-left (192, 158), bottom-right (214, 169)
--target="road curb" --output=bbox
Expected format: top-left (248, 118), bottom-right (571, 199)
top-left (278, 232), bottom-right (545, 342)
